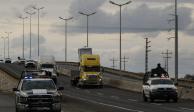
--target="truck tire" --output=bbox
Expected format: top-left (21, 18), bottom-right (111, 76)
top-left (15, 107), bottom-right (19, 112)
top-left (52, 78), bottom-right (57, 84)
top-left (143, 91), bottom-right (148, 102)
top-left (71, 80), bottom-right (74, 86)
top-left (173, 98), bottom-right (178, 103)
top-left (149, 92), bottom-right (154, 102)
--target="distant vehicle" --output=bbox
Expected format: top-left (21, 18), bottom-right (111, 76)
top-left (78, 47), bottom-right (92, 61)
top-left (37, 55), bottom-right (57, 84)
top-left (142, 78), bottom-right (178, 102)
top-left (142, 64), bottom-right (178, 102)
top-left (71, 53), bottom-right (103, 88)
top-left (5, 58), bottom-right (11, 63)
top-left (25, 60), bottom-right (36, 69)
top-left (17, 58), bottom-right (26, 65)
top-left (13, 77), bottom-right (63, 112)
top-left (0, 59), bottom-right (3, 63)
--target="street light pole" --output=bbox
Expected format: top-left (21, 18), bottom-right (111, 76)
top-left (79, 11), bottom-right (96, 47)
top-left (174, 0), bottom-right (179, 84)
top-left (1, 37), bottom-right (7, 59)
top-left (59, 16), bottom-right (73, 62)
top-left (19, 16), bottom-right (28, 58)
top-left (5, 32), bottom-right (12, 58)
top-left (109, 0), bottom-right (132, 70)
top-left (33, 6), bottom-right (44, 57)
top-left (26, 11), bottom-right (35, 59)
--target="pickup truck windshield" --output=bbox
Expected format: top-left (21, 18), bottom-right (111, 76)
top-left (41, 64), bottom-right (54, 68)
top-left (21, 80), bottom-right (56, 91)
top-left (151, 79), bottom-right (174, 85)
top-left (83, 66), bottom-right (100, 72)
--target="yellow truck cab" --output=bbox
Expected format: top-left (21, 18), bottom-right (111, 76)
top-left (79, 54), bottom-right (103, 87)
top-left (71, 54), bottom-right (103, 88)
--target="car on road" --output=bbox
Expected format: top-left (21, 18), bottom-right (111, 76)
top-left (25, 60), bottom-right (36, 69)
top-left (5, 58), bottom-right (11, 63)
top-left (0, 59), bottom-right (3, 63)
top-left (13, 77), bottom-right (64, 112)
top-left (142, 78), bottom-right (178, 102)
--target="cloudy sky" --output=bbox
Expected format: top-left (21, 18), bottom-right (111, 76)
top-left (0, 0), bottom-right (194, 77)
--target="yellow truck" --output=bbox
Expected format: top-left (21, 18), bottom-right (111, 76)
top-left (71, 54), bottom-right (103, 88)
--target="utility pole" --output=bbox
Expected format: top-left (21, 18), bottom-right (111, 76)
top-left (26, 11), bottom-right (36, 59)
top-left (5, 32), bottom-right (12, 58)
top-left (121, 56), bottom-right (129, 71)
top-left (59, 16), bottom-right (73, 62)
top-left (109, 0), bottom-right (132, 71)
top-left (79, 11), bottom-right (96, 47)
top-left (145, 38), bottom-right (151, 73)
top-left (162, 50), bottom-right (172, 73)
top-left (110, 58), bottom-right (118, 69)
top-left (18, 16), bottom-right (28, 59)
top-left (33, 6), bottom-right (44, 57)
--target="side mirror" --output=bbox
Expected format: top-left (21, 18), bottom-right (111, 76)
top-left (13, 88), bottom-right (18, 92)
top-left (57, 87), bottom-right (64, 91)
top-left (174, 83), bottom-right (178, 86)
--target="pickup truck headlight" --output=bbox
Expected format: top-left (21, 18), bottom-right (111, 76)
top-left (18, 97), bottom-right (28, 103)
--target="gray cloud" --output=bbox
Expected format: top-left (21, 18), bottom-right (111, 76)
top-left (11, 33), bottom-right (46, 48)
top-left (52, 2), bottom-right (193, 37)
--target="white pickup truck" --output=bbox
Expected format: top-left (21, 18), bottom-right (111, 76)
top-left (142, 77), bottom-right (178, 102)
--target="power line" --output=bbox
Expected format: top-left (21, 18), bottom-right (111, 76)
top-left (121, 56), bottom-right (129, 71)
top-left (110, 58), bottom-right (118, 69)
top-left (162, 49), bottom-right (172, 73)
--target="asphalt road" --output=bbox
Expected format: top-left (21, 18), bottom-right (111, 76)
top-left (1, 75), bottom-right (194, 112)
top-left (58, 75), bottom-right (194, 112)
top-left (1, 63), bottom-right (194, 112)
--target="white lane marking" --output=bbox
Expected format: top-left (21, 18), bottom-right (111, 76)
top-left (128, 99), bottom-right (137, 102)
top-left (110, 96), bottom-right (120, 100)
top-left (63, 93), bottom-right (144, 112)
top-left (97, 92), bottom-right (103, 96)
top-left (150, 103), bottom-right (162, 106)
top-left (180, 107), bottom-right (194, 111)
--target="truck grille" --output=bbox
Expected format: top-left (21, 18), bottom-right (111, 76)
top-left (88, 75), bottom-right (97, 79)
top-left (28, 95), bottom-right (53, 107)
top-left (157, 88), bottom-right (174, 92)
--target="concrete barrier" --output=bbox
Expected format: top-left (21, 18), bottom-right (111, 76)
top-left (0, 70), bottom-right (19, 92)
top-left (57, 66), bottom-right (194, 100)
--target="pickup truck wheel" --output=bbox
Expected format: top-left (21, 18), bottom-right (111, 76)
top-left (173, 98), bottom-right (178, 103)
top-left (150, 98), bottom-right (154, 102)
top-left (149, 92), bottom-right (154, 102)
top-left (143, 92), bottom-right (148, 102)
top-left (15, 107), bottom-right (19, 112)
